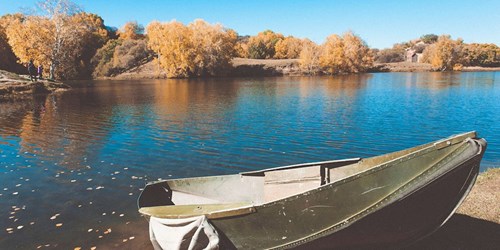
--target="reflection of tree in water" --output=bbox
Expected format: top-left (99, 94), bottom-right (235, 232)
top-left (405, 72), bottom-right (461, 90)
top-left (152, 78), bottom-right (240, 134)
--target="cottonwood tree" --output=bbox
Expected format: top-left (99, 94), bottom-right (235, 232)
top-left (118, 21), bottom-right (144, 40)
top-left (146, 19), bottom-right (236, 78)
top-left (0, 14), bottom-right (26, 73)
top-left (274, 36), bottom-right (304, 59)
top-left (6, 0), bottom-right (108, 79)
top-left (299, 39), bottom-right (322, 74)
top-left (320, 31), bottom-right (373, 74)
top-left (188, 19), bottom-right (237, 76)
top-left (247, 30), bottom-right (284, 59)
top-left (422, 35), bottom-right (464, 71)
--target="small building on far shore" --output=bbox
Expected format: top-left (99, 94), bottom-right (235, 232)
top-left (405, 48), bottom-right (423, 63)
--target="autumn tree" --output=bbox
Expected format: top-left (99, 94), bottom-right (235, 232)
top-left (274, 36), bottom-right (304, 59)
top-left (0, 14), bottom-right (25, 73)
top-left (420, 34), bottom-right (438, 44)
top-left (234, 35), bottom-right (250, 58)
top-left (71, 12), bottom-right (109, 78)
top-left (299, 39), bottom-right (322, 74)
top-left (462, 43), bottom-right (500, 67)
top-left (247, 30), bottom-right (284, 59)
top-left (146, 19), bottom-right (236, 78)
top-left (422, 35), bottom-right (464, 71)
top-left (319, 31), bottom-right (373, 74)
top-left (375, 48), bottom-right (405, 63)
top-left (118, 21), bottom-right (144, 40)
top-left (5, 0), bottom-right (109, 79)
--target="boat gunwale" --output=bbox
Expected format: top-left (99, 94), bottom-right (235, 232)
top-left (258, 132), bottom-right (477, 210)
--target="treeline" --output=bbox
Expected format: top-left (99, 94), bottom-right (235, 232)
top-left (0, 0), bottom-right (499, 80)
top-left (375, 34), bottom-right (500, 70)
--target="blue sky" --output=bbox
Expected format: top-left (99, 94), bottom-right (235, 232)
top-left (1, 0), bottom-right (498, 49)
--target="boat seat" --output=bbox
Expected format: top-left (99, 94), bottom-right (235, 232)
top-left (264, 165), bottom-right (323, 202)
top-left (139, 202), bottom-right (256, 219)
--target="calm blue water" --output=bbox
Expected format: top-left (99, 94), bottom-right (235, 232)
top-left (0, 72), bottom-right (499, 248)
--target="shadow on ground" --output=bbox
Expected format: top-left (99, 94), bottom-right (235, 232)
top-left (405, 214), bottom-right (500, 249)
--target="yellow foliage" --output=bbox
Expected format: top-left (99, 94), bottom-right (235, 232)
top-left (5, 10), bottom-right (109, 79)
top-left (274, 36), bottom-right (304, 59)
top-left (422, 35), bottom-right (463, 71)
top-left (5, 16), bottom-right (54, 68)
top-left (299, 39), bottom-right (321, 74)
top-left (118, 21), bottom-right (144, 40)
top-left (319, 31), bottom-right (373, 74)
top-left (146, 19), bottom-right (236, 78)
top-left (247, 30), bottom-right (284, 59)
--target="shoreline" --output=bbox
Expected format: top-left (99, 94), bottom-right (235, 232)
top-left (0, 70), bottom-right (69, 99)
top-left (108, 59), bottom-right (500, 80)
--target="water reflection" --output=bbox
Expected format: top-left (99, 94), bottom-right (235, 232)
top-left (0, 72), bottom-right (499, 248)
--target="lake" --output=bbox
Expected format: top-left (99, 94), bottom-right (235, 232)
top-left (0, 71), bottom-right (499, 248)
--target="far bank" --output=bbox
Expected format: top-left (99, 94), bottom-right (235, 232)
top-left (109, 58), bottom-right (500, 80)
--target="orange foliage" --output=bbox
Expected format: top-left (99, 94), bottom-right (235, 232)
top-left (247, 30), bottom-right (284, 59)
top-left (118, 21), bottom-right (144, 40)
top-left (146, 19), bottom-right (236, 78)
top-left (422, 35), bottom-right (463, 71)
top-left (5, 10), bottom-right (108, 79)
top-left (299, 39), bottom-right (322, 74)
top-left (320, 31), bottom-right (373, 74)
top-left (274, 36), bottom-right (304, 59)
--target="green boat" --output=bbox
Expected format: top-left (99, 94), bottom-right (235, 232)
top-left (138, 131), bottom-right (486, 249)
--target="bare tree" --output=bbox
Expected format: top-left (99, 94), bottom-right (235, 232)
top-left (37, 0), bottom-right (82, 79)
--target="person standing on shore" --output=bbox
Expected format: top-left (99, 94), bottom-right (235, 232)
top-left (38, 65), bottom-right (43, 80)
top-left (28, 60), bottom-right (37, 81)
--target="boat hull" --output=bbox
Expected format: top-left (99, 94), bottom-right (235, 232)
top-left (138, 133), bottom-right (487, 249)
top-left (295, 146), bottom-right (482, 249)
